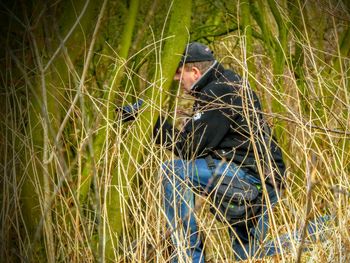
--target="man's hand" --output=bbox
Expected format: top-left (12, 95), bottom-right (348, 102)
top-left (116, 99), bottom-right (143, 122)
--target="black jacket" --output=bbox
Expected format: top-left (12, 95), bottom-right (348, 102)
top-left (154, 62), bottom-right (286, 184)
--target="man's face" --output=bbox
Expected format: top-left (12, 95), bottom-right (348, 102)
top-left (174, 65), bottom-right (201, 94)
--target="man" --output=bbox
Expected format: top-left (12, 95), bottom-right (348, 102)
top-left (154, 42), bottom-right (286, 262)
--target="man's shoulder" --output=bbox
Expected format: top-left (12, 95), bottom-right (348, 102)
top-left (200, 82), bottom-right (230, 98)
top-left (220, 69), bottom-right (242, 83)
top-left (202, 69), bottom-right (241, 95)
top-left (198, 81), bottom-right (239, 105)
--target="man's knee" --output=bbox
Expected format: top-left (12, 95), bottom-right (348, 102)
top-left (161, 160), bottom-right (180, 188)
top-left (161, 159), bottom-right (187, 178)
top-left (161, 159), bottom-right (192, 195)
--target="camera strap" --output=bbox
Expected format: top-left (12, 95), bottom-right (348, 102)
top-left (204, 154), bottom-right (217, 173)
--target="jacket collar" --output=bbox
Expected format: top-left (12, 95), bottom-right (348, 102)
top-left (190, 61), bottom-right (225, 96)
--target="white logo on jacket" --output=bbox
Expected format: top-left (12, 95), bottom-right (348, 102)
top-left (193, 112), bottom-right (202, 121)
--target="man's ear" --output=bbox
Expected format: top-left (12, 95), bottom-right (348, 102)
top-left (192, 66), bottom-right (202, 80)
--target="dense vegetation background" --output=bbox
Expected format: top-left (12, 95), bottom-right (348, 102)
top-left (1, 0), bottom-right (349, 262)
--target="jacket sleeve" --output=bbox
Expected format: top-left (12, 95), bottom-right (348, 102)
top-left (153, 116), bottom-right (176, 147)
top-left (154, 84), bottom-right (240, 159)
top-left (176, 108), bottom-right (231, 158)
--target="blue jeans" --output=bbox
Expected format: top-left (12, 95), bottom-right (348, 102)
top-left (162, 158), bottom-right (332, 262)
top-left (161, 158), bottom-right (278, 263)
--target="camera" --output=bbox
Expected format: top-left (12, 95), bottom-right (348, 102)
top-left (116, 99), bottom-right (143, 122)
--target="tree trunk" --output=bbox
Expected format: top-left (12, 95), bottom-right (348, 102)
top-left (15, 0), bottom-right (101, 259)
top-left (103, 0), bottom-right (192, 260)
